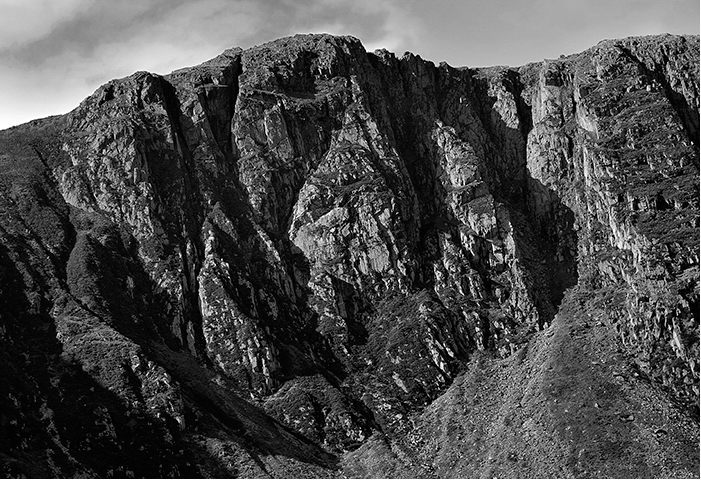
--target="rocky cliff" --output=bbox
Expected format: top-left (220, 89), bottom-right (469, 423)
top-left (0, 33), bottom-right (698, 478)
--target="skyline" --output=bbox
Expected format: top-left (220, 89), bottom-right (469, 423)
top-left (1, 0), bottom-right (699, 130)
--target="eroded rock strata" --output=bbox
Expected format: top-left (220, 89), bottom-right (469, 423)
top-left (0, 33), bottom-right (698, 477)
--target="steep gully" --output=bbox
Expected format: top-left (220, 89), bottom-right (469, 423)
top-left (0, 34), bottom-right (697, 477)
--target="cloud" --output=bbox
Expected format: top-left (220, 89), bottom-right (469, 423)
top-left (0, 0), bottom-right (427, 130)
top-left (1, 0), bottom-right (418, 79)
top-left (0, 0), bottom-right (271, 129)
top-left (0, 0), bottom-right (95, 48)
top-left (0, 0), bottom-right (420, 70)
top-left (355, 0), bottom-right (424, 53)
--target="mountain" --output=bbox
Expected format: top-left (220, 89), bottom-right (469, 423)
top-left (0, 33), bottom-right (698, 478)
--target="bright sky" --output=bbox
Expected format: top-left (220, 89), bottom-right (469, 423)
top-left (0, 0), bottom-right (698, 130)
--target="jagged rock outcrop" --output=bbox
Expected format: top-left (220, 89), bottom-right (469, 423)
top-left (0, 33), bottom-right (698, 478)
top-left (522, 35), bottom-right (699, 405)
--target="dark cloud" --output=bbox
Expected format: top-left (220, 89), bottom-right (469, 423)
top-left (0, 0), bottom-right (402, 69)
top-left (1, 0), bottom-right (192, 65)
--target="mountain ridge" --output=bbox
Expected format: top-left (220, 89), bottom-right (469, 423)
top-left (0, 32), bottom-right (698, 478)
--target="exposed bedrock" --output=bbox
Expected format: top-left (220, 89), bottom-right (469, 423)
top-left (0, 33), bottom-right (697, 477)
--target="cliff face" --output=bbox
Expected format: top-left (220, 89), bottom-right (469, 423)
top-left (0, 33), bottom-right (698, 478)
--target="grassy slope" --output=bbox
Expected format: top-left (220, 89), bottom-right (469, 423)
top-left (145, 341), bottom-right (339, 478)
top-left (343, 283), bottom-right (699, 478)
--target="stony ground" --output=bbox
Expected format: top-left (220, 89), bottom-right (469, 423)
top-left (344, 282), bottom-right (699, 478)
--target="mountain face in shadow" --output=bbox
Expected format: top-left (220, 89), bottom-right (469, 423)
top-left (0, 33), bottom-right (698, 478)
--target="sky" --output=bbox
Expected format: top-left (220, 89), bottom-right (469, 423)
top-left (0, 0), bottom-right (698, 130)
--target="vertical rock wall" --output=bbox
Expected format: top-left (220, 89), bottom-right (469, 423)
top-left (44, 33), bottom-right (701, 446)
top-left (0, 33), bottom-right (697, 475)
top-left (523, 35), bottom-right (699, 405)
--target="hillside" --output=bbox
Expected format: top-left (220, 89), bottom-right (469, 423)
top-left (0, 33), bottom-right (698, 478)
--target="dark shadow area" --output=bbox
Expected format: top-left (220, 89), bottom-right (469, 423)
top-left (361, 53), bottom-right (580, 346)
top-left (523, 178), bottom-right (580, 308)
top-left (0, 124), bottom-right (341, 476)
top-left (0, 243), bottom-right (200, 478)
top-left (63, 211), bottom-right (340, 473)
top-left (441, 68), bottom-right (581, 329)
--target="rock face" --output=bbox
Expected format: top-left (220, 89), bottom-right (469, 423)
top-left (0, 33), bottom-right (698, 477)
